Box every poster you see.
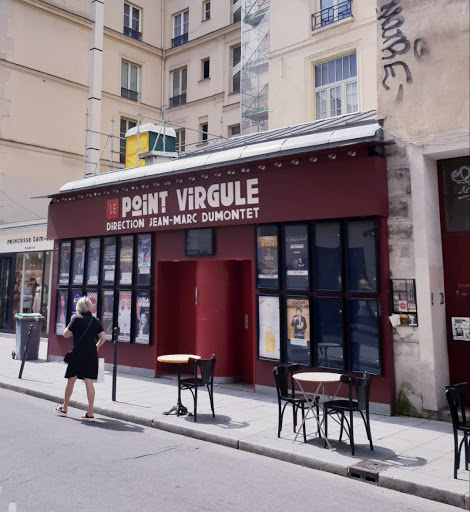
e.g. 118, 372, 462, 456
452, 317, 470, 341
101, 290, 114, 341
137, 234, 151, 286
134, 290, 150, 345
72, 239, 86, 285
86, 238, 101, 285
256, 225, 279, 289
257, 295, 281, 361
284, 224, 309, 291
55, 289, 68, 335
286, 297, 311, 366
58, 240, 71, 285
87, 290, 98, 318
69, 288, 82, 320
117, 290, 132, 342
119, 235, 134, 285
102, 236, 117, 285
391, 279, 418, 326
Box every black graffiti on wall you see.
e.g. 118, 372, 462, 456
378, 0, 428, 101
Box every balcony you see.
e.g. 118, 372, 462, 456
172, 33, 188, 48
312, 0, 352, 31
169, 94, 187, 107
121, 88, 138, 102
123, 26, 142, 41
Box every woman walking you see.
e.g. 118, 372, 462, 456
55, 296, 106, 420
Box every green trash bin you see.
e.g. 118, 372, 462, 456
14, 313, 44, 361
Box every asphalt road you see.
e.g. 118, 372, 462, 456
0, 388, 463, 512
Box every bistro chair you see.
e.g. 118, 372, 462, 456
179, 355, 216, 422
444, 382, 470, 479
323, 372, 373, 456
273, 363, 319, 443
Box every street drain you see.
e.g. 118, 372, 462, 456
348, 460, 391, 485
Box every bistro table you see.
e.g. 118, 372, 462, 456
292, 372, 343, 448
157, 354, 201, 416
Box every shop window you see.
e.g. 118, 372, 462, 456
121, 60, 139, 101
124, 3, 141, 41
314, 53, 357, 119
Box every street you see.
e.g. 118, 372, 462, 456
0, 388, 463, 512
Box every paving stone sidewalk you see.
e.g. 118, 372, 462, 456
0, 336, 469, 509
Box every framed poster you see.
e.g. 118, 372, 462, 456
136, 233, 152, 286
286, 296, 312, 366
185, 228, 214, 256
391, 279, 418, 326
86, 290, 98, 318
256, 225, 279, 289
117, 290, 132, 342
72, 239, 86, 285
452, 317, 470, 341
58, 240, 71, 285
102, 236, 117, 286
134, 290, 151, 345
284, 224, 309, 291
101, 289, 115, 341
257, 295, 281, 361
55, 289, 69, 335
86, 238, 101, 285
69, 288, 83, 320
119, 235, 134, 285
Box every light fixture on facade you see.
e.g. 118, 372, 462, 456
274, 161, 282, 167
241, 167, 250, 173
309, 156, 317, 163
189, 176, 196, 181
291, 159, 299, 165
164, 180, 171, 186
347, 150, 357, 157
328, 153, 336, 160
215, 172, 221, 177
258, 164, 265, 170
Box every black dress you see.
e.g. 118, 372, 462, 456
65, 312, 104, 380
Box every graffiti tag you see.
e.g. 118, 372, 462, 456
451, 166, 470, 201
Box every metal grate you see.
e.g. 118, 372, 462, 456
348, 460, 391, 485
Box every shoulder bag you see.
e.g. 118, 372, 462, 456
64, 316, 94, 364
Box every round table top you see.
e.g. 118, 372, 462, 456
293, 372, 342, 383
157, 354, 201, 364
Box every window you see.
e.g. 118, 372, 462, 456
200, 123, 208, 143
170, 67, 187, 107
312, 0, 352, 30
314, 53, 357, 120
232, 45, 241, 93
175, 129, 186, 152
124, 3, 141, 40
121, 61, 139, 101
119, 118, 136, 164
203, 1, 210, 20
173, 10, 189, 47
233, 0, 241, 23
202, 58, 210, 80
229, 124, 241, 137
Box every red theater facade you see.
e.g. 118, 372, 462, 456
46, 113, 395, 414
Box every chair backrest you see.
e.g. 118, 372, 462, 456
445, 382, 470, 427
341, 371, 371, 410
273, 363, 300, 398
194, 355, 215, 385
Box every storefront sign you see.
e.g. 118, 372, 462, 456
0, 233, 53, 253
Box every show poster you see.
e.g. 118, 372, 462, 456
68, 288, 82, 321
101, 290, 114, 341
119, 235, 134, 285
55, 289, 68, 335
102, 236, 117, 285
72, 239, 86, 285
86, 238, 101, 285
256, 225, 279, 289
285, 224, 309, 291
117, 290, 132, 342
137, 234, 151, 286
257, 295, 281, 361
286, 297, 311, 366
134, 290, 150, 345
58, 240, 71, 285
87, 290, 98, 317
452, 317, 470, 341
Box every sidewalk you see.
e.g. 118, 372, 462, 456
1, 336, 469, 510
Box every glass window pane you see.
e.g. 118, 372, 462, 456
124, 3, 130, 16
445, 197, 470, 231
346, 219, 377, 292
442, 157, 470, 195
183, 10, 189, 33
328, 60, 335, 84
330, 86, 341, 116
256, 224, 279, 289
119, 235, 134, 286
346, 81, 358, 113
314, 222, 342, 291
348, 298, 380, 374
350, 52, 357, 77
335, 58, 343, 82
121, 61, 128, 88
172, 71, 180, 96
315, 297, 344, 370
174, 14, 181, 36
343, 55, 350, 79
321, 62, 328, 85
130, 65, 138, 91
315, 65, 321, 87
72, 239, 85, 286
181, 68, 187, 93
284, 224, 309, 291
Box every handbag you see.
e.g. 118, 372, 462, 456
64, 316, 94, 364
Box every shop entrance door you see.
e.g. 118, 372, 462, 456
438, 157, 470, 385
0, 256, 12, 330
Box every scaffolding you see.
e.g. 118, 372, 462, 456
241, 0, 270, 135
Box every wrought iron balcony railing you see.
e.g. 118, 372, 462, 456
121, 88, 138, 102
172, 33, 189, 48
312, 0, 352, 31
123, 26, 142, 41
169, 94, 187, 107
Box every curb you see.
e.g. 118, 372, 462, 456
1, 381, 469, 510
